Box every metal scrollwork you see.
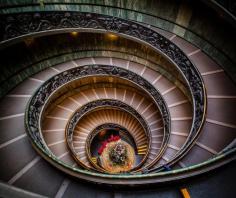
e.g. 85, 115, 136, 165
66, 100, 151, 171
18, 11, 206, 172
26, 65, 170, 158
88, 123, 135, 146
66, 99, 151, 145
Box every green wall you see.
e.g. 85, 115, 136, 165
0, 33, 188, 98
0, 0, 235, 90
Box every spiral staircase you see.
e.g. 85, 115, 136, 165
0, 1, 236, 198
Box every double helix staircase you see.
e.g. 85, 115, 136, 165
0, 6, 235, 198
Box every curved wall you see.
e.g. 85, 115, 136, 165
0, 32, 188, 98
0, 0, 236, 81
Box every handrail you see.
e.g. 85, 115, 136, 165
14, 12, 205, 168
66, 99, 151, 172
22, 12, 209, 184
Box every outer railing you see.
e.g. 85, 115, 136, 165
15, 12, 215, 184
17, 11, 206, 171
